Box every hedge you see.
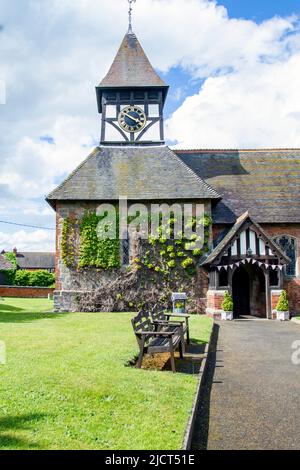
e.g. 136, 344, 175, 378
14, 270, 55, 287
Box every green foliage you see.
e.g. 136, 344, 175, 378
0, 252, 17, 285
276, 290, 289, 311
14, 270, 55, 287
139, 213, 212, 278
79, 211, 120, 269
222, 291, 234, 312
61, 218, 76, 268
14, 270, 31, 286
5, 252, 17, 269
29, 270, 55, 287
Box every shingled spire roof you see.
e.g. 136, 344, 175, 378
99, 32, 167, 89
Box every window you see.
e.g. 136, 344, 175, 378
274, 236, 297, 277
122, 232, 130, 266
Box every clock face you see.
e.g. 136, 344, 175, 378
118, 106, 147, 133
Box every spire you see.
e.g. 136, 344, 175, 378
127, 0, 136, 34
98, 32, 167, 88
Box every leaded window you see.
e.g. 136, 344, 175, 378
122, 232, 130, 266
274, 236, 297, 277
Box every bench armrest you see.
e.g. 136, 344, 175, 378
153, 319, 185, 325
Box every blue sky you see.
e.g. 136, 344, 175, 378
218, 0, 300, 22
0, 0, 300, 251
163, 0, 300, 118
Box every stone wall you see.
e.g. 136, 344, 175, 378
54, 200, 212, 313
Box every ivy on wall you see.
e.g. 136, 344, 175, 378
134, 214, 212, 277
61, 218, 77, 268
61, 209, 211, 276
78, 211, 120, 269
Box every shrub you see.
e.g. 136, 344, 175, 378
14, 270, 31, 286
14, 270, 55, 287
222, 291, 234, 312
29, 270, 55, 287
276, 290, 289, 312
0, 252, 17, 285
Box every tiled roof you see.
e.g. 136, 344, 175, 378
47, 146, 220, 203
98, 32, 167, 88
176, 149, 300, 223
16, 252, 55, 270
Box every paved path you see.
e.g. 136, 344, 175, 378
192, 319, 300, 450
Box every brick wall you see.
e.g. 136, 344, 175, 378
262, 224, 300, 316
0, 286, 54, 298
206, 290, 227, 319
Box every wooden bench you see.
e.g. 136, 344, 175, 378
151, 310, 190, 345
131, 311, 184, 373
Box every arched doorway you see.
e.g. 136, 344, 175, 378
232, 266, 250, 318
232, 264, 266, 318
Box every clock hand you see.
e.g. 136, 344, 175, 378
122, 112, 141, 124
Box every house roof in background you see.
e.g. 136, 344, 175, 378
176, 149, 300, 224
47, 146, 220, 203
15, 252, 55, 270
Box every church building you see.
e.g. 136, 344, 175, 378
47, 22, 300, 319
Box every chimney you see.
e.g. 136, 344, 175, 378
13, 247, 17, 255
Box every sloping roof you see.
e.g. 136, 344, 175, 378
176, 149, 300, 223
16, 252, 55, 270
0, 254, 13, 271
201, 211, 290, 266
98, 32, 167, 89
47, 146, 220, 203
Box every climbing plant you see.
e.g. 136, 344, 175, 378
134, 213, 212, 278
61, 218, 77, 268
78, 211, 120, 269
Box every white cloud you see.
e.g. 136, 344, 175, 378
1, 0, 300, 249
167, 52, 300, 148
0, 230, 55, 252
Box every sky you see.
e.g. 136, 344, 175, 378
0, 0, 300, 252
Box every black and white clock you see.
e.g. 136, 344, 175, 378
118, 105, 147, 133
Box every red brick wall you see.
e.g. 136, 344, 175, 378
0, 286, 54, 298
206, 290, 227, 319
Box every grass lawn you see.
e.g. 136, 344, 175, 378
0, 297, 213, 450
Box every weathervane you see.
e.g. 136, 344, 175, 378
127, 0, 137, 33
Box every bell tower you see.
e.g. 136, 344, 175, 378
96, 2, 169, 146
